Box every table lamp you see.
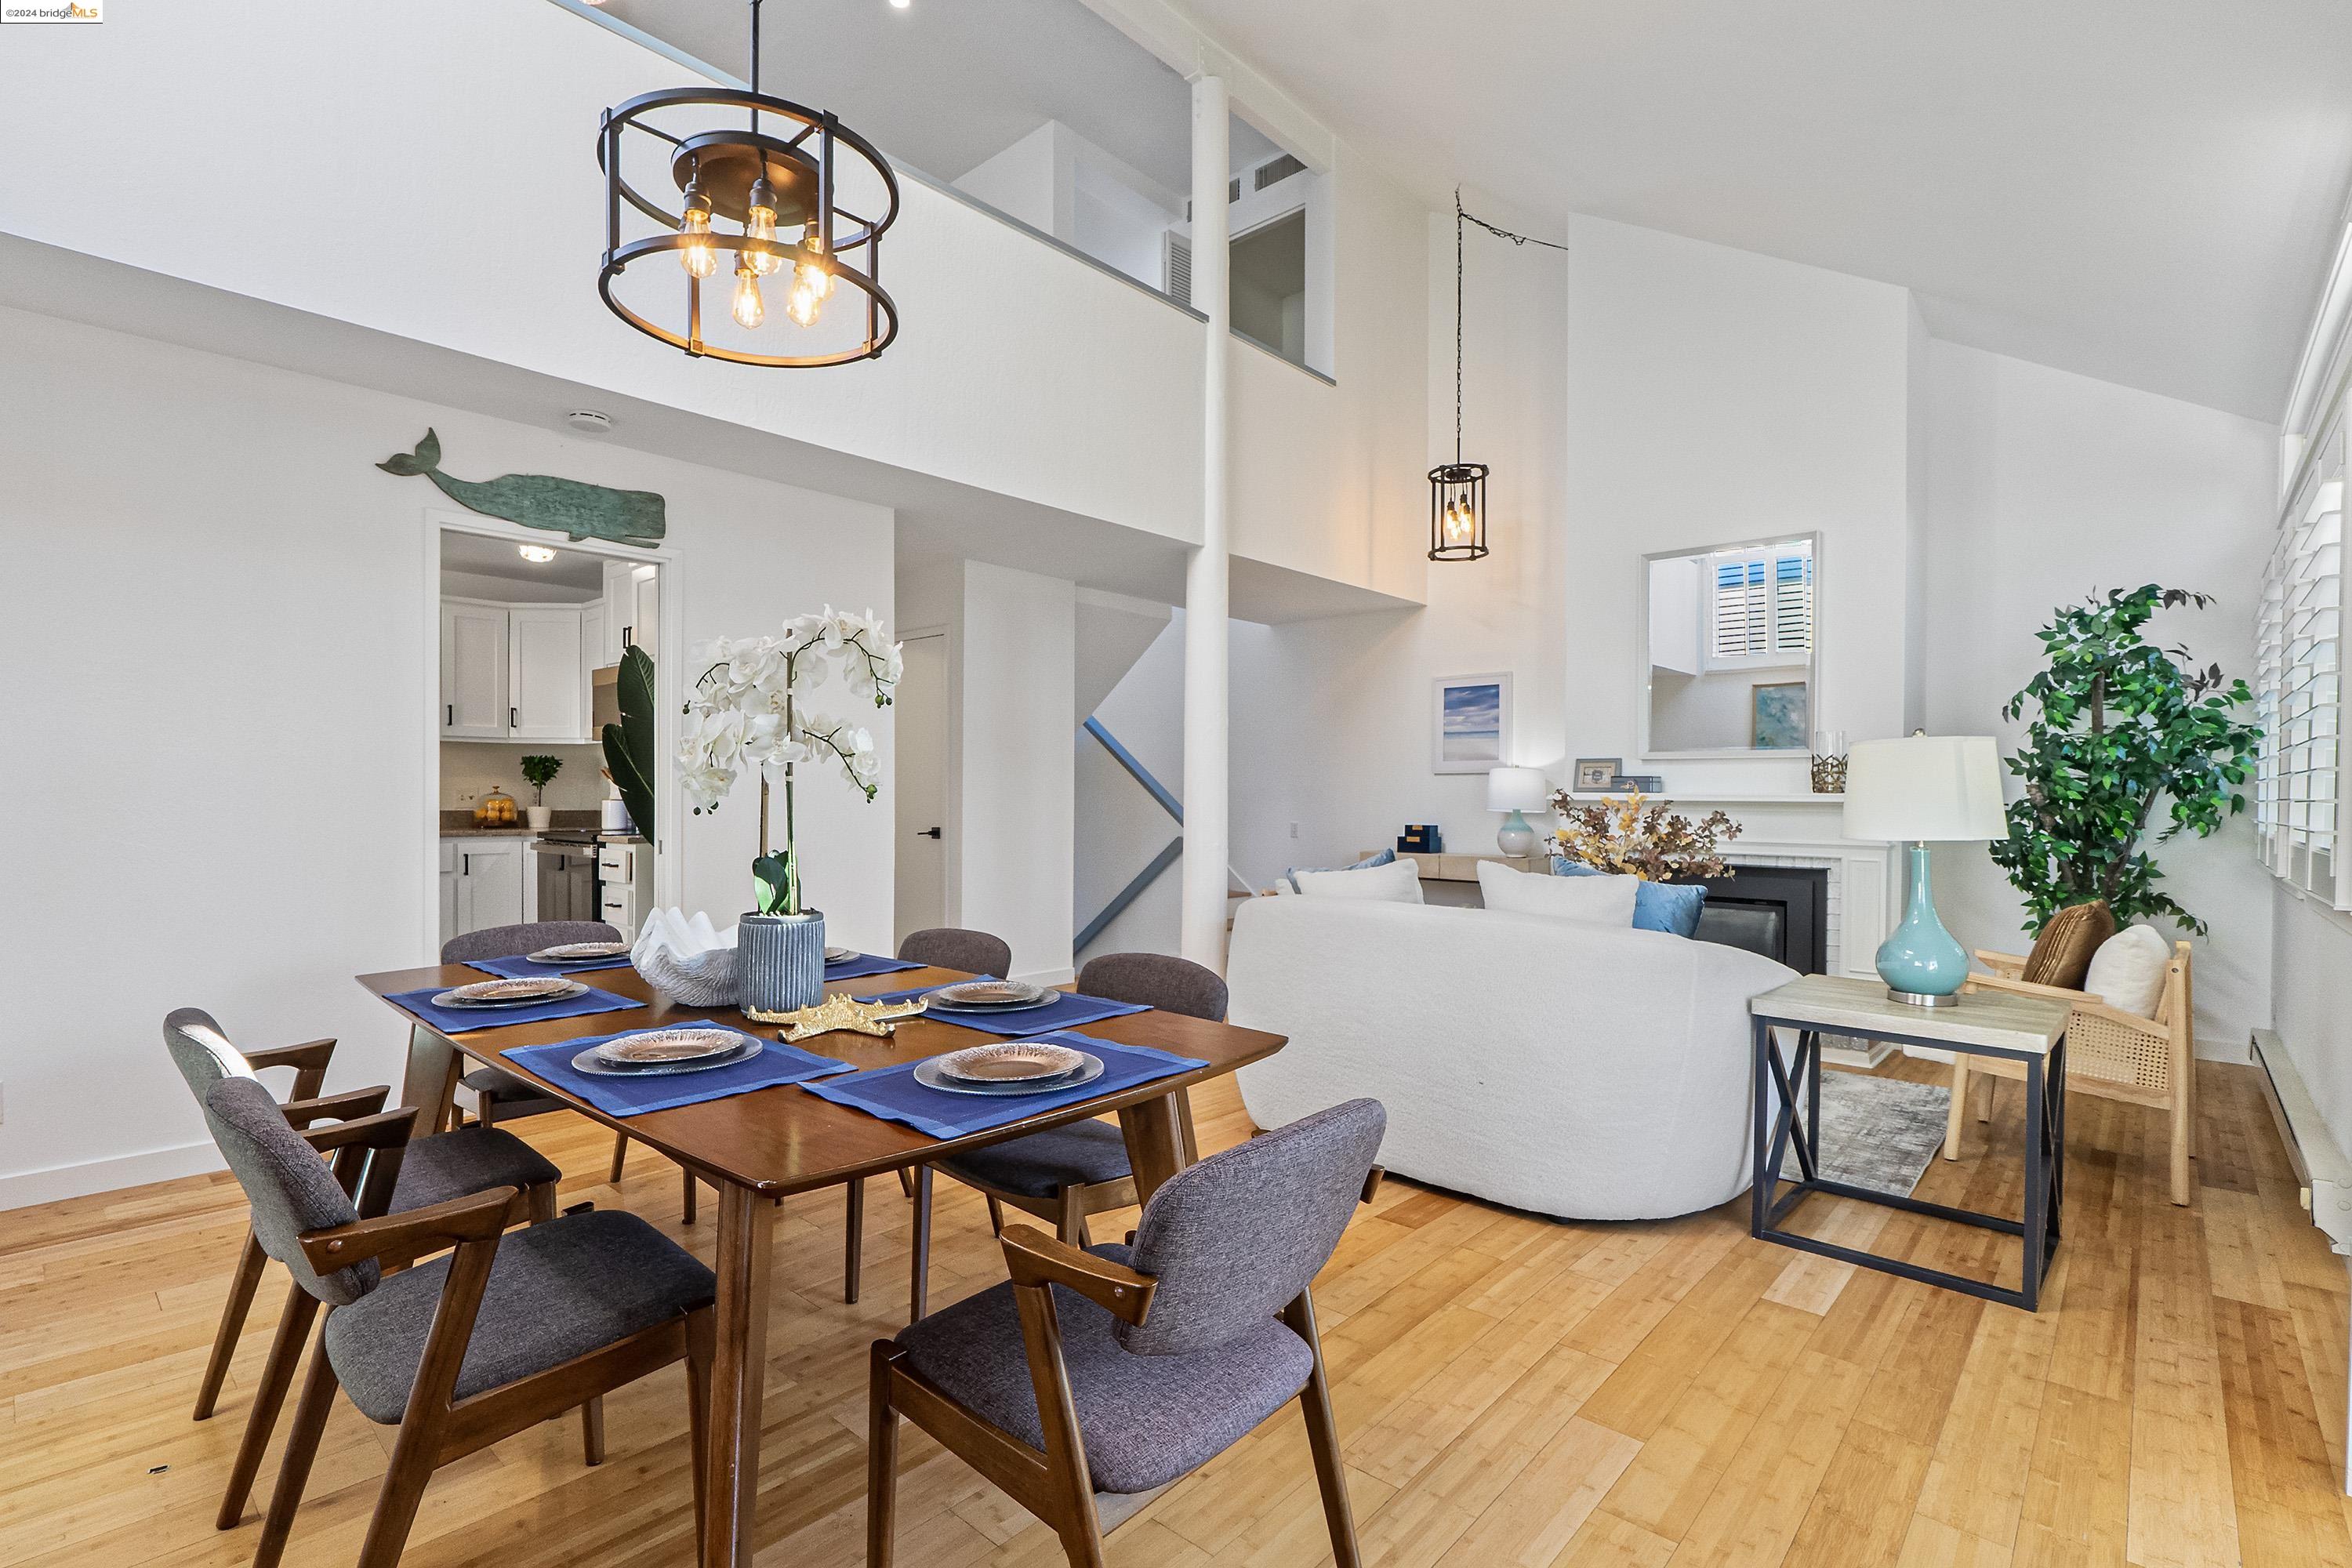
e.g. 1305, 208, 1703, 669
1842, 734, 2008, 1007
1486, 767, 1553, 855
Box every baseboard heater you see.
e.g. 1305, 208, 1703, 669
2249, 1028, 2352, 1497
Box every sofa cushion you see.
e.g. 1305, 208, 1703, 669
1479, 860, 1635, 926
1283, 847, 1393, 895
1551, 859, 1708, 938
1294, 857, 1423, 902
2085, 924, 2171, 1017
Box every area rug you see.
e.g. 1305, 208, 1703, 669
1777, 1070, 1951, 1197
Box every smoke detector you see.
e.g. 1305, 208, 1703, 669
567, 409, 614, 434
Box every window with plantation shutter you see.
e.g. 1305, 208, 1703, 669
1704, 541, 1813, 669
2257, 427, 2347, 903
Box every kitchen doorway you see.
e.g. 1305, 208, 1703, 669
893, 632, 949, 943
430, 518, 671, 956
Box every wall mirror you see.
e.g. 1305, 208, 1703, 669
1639, 533, 1819, 757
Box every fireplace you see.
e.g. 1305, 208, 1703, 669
1690, 863, 1828, 975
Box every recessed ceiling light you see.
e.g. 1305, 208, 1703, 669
889, 0, 910, 9
518, 544, 557, 564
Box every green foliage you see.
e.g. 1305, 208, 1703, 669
601, 644, 658, 840
1987, 585, 2259, 936
518, 753, 562, 803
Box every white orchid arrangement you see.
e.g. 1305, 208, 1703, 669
678, 606, 902, 916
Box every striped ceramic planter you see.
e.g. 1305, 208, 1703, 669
739, 909, 825, 1017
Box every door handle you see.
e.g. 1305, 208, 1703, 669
510, 706, 518, 728
445, 703, 453, 726
463, 853, 470, 876
917, 826, 942, 839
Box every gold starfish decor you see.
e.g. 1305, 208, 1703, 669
749, 992, 929, 1040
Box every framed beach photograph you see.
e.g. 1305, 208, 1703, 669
1573, 757, 1621, 792
1432, 673, 1512, 774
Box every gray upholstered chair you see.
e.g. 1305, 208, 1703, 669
198, 1075, 716, 1568
898, 926, 1014, 977
165, 1008, 564, 1534
869, 1098, 1385, 1568
904, 953, 1224, 1323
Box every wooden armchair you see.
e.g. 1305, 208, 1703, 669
198, 1075, 717, 1568
1947, 939, 2196, 1205
869, 1098, 1386, 1568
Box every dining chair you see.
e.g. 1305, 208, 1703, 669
165, 1008, 566, 1533
869, 1097, 1386, 1568
439, 920, 709, 1220
198, 1074, 717, 1568
904, 953, 1222, 1323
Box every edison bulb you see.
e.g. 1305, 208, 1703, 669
786, 277, 823, 328
743, 178, 782, 277
731, 265, 765, 330
678, 198, 717, 279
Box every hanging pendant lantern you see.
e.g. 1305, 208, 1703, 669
597, 0, 899, 367
1430, 194, 1489, 561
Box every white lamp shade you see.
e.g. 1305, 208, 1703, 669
1842, 735, 2008, 842
1486, 766, 1552, 812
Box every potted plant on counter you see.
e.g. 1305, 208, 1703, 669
519, 754, 563, 830
678, 608, 900, 1017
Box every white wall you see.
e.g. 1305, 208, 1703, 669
1080, 618, 1189, 956
953, 123, 1067, 238
0, 305, 893, 1208
1918, 339, 2278, 1054
2273, 888, 2352, 1147
957, 562, 1078, 981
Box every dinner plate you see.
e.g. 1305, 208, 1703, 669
913, 1051, 1102, 1098
528, 941, 630, 964
824, 946, 858, 963
432, 978, 587, 1009
593, 1027, 746, 1066
927, 980, 1052, 1012
570, 1038, 760, 1077
936, 1041, 1087, 1083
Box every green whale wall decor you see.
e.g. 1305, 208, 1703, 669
377, 429, 665, 547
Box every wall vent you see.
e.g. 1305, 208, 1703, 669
1163, 231, 1192, 308
1254, 154, 1306, 191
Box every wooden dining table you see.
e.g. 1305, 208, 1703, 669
356, 959, 1287, 1568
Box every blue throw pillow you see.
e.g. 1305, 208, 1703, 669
1551, 858, 1708, 938
1283, 847, 1395, 895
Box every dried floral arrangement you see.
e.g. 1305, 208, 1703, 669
1547, 789, 1740, 881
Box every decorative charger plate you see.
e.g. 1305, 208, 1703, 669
927, 980, 1052, 1013
529, 941, 630, 963
432, 977, 586, 1008
913, 1051, 1102, 1098
937, 1041, 1087, 1083
593, 1027, 745, 1066
572, 1035, 760, 1077
824, 946, 858, 963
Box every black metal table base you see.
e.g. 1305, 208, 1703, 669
1750, 1016, 2065, 1312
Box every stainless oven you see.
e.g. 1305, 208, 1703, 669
532, 837, 599, 924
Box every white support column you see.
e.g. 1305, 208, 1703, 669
1180, 73, 1231, 968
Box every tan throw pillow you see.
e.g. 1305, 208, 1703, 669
2084, 925, 2171, 1017
1294, 857, 1425, 903
2020, 900, 2115, 990
1476, 859, 1639, 926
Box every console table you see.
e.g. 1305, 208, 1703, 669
1749, 975, 2070, 1311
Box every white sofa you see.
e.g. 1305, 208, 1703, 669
1226, 895, 1796, 1221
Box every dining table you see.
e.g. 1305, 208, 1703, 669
356, 957, 1288, 1568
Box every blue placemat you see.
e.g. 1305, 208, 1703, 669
800, 1031, 1205, 1139
851, 980, 1151, 1039
468, 952, 635, 980
386, 984, 644, 1035
826, 951, 924, 982
502, 1022, 855, 1118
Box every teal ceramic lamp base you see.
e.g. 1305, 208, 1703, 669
1876, 843, 1968, 1007
1495, 809, 1539, 856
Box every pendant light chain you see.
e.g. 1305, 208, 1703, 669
1429, 190, 1559, 564
1454, 193, 1465, 465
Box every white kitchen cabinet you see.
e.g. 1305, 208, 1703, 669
445, 836, 525, 938
437, 839, 459, 946
440, 600, 509, 739
506, 605, 586, 741
629, 566, 659, 658
598, 838, 652, 941
598, 560, 634, 666
579, 599, 606, 705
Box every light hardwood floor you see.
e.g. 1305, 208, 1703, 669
3, 1056, 2347, 1567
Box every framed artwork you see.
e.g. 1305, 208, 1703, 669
1432, 673, 1512, 775
1573, 757, 1621, 792
1752, 681, 1809, 750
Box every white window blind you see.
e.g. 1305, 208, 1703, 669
1707, 543, 1813, 666
2257, 432, 2346, 904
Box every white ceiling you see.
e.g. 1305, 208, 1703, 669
441, 530, 606, 591
1167, 0, 2352, 420
593, 0, 1275, 194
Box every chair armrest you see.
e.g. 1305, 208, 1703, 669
1971, 951, 2029, 978
297, 1107, 419, 1155
245, 1037, 337, 1099
299, 1185, 517, 1273
1001, 1225, 1156, 1327
1968, 971, 2096, 1004
280, 1086, 390, 1129
2070, 1000, 2165, 1036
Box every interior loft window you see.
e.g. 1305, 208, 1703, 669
1706, 543, 1813, 669
2257, 452, 2345, 904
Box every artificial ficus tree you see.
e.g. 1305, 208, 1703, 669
1988, 585, 2260, 935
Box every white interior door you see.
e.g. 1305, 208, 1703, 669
895, 633, 949, 943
